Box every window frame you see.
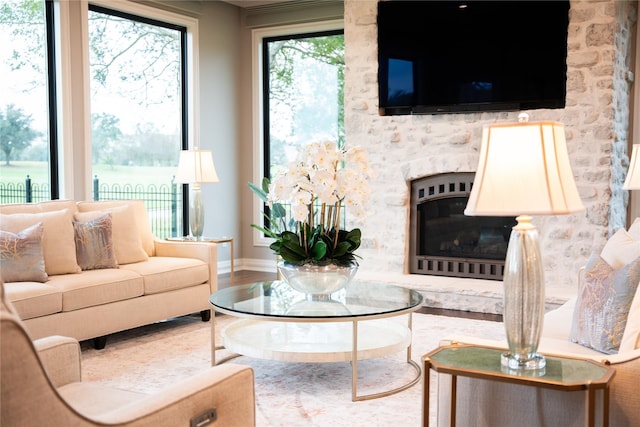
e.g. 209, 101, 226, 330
62, 0, 200, 212
251, 19, 343, 247
86, 2, 190, 233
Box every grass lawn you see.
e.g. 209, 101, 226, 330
1, 161, 178, 187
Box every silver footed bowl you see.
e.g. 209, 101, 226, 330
277, 261, 359, 296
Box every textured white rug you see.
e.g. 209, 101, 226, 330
80, 313, 505, 426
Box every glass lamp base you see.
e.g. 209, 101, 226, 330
501, 352, 546, 371
189, 185, 205, 240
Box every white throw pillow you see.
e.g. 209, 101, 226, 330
628, 217, 640, 240
600, 228, 640, 269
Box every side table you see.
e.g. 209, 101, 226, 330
423, 343, 615, 427
166, 236, 234, 285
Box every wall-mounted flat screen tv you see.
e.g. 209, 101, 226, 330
377, 1, 570, 116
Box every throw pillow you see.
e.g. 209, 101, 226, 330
74, 205, 148, 265
0, 223, 48, 283
76, 200, 154, 257
569, 253, 640, 354
600, 228, 640, 269
73, 213, 118, 271
619, 285, 640, 352
0, 208, 80, 275
628, 217, 640, 240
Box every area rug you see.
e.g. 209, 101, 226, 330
80, 313, 505, 426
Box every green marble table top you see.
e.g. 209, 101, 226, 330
426, 344, 614, 388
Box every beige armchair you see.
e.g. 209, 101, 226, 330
0, 282, 256, 427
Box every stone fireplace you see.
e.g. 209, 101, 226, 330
409, 172, 516, 281
342, 0, 635, 310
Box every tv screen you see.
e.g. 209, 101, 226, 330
377, 1, 570, 115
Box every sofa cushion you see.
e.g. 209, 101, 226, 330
77, 200, 154, 257
620, 283, 640, 352
0, 208, 81, 275
119, 256, 208, 295
75, 205, 148, 265
2, 281, 62, 320
0, 199, 77, 215
73, 213, 118, 271
541, 296, 576, 341
0, 223, 48, 283
569, 253, 640, 354
46, 269, 144, 312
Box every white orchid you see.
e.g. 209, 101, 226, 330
252, 140, 372, 266
268, 141, 372, 228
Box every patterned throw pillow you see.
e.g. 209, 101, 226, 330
0, 223, 48, 283
569, 253, 640, 354
73, 213, 118, 270
74, 205, 148, 265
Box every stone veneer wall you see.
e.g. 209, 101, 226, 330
343, 0, 636, 292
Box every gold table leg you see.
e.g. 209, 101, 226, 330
351, 314, 422, 402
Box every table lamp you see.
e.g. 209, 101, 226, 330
623, 144, 640, 190
464, 113, 584, 370
175, 149, 219, 240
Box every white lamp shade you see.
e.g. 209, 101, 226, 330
175, 149, 219, 184
623, 144, 640, 190
465, 120, 584, 216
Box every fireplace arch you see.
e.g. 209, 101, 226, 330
409, 172, 517, 281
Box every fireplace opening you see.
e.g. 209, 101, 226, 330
409, 172, 517, 280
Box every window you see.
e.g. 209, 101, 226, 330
252, 21, 344, 245
87, 4, 188, 237
0, 0, 58, 202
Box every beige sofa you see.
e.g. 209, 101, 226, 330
0, 199, 217, 348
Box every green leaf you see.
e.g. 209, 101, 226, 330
272, 203, 286, 219
261, 176, 271, 193
311, 240, 327, 260
248, 181, 268, 202
250, 223, 277, 239
332, 241, 350, 257
278, 246, 307, 264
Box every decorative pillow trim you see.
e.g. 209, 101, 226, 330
0, 222, 48, 283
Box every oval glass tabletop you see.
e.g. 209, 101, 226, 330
209, 280, 424, 320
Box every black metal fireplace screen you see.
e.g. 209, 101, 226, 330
409, 172, 517, 281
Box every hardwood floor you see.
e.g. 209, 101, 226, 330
218, 270, 502, 322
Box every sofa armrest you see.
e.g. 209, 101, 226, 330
34, 335, 81, 387
94, 364, 255, 427
154, 239, 218, 292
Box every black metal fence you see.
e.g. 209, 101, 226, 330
0, 176, 184, 238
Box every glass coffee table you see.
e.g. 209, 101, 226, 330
209, 280, 424, 401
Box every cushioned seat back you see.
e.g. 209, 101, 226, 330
0, 282, 91, 426
76, 200, 155, 257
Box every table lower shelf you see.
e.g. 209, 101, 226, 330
222, 318, 412, 363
